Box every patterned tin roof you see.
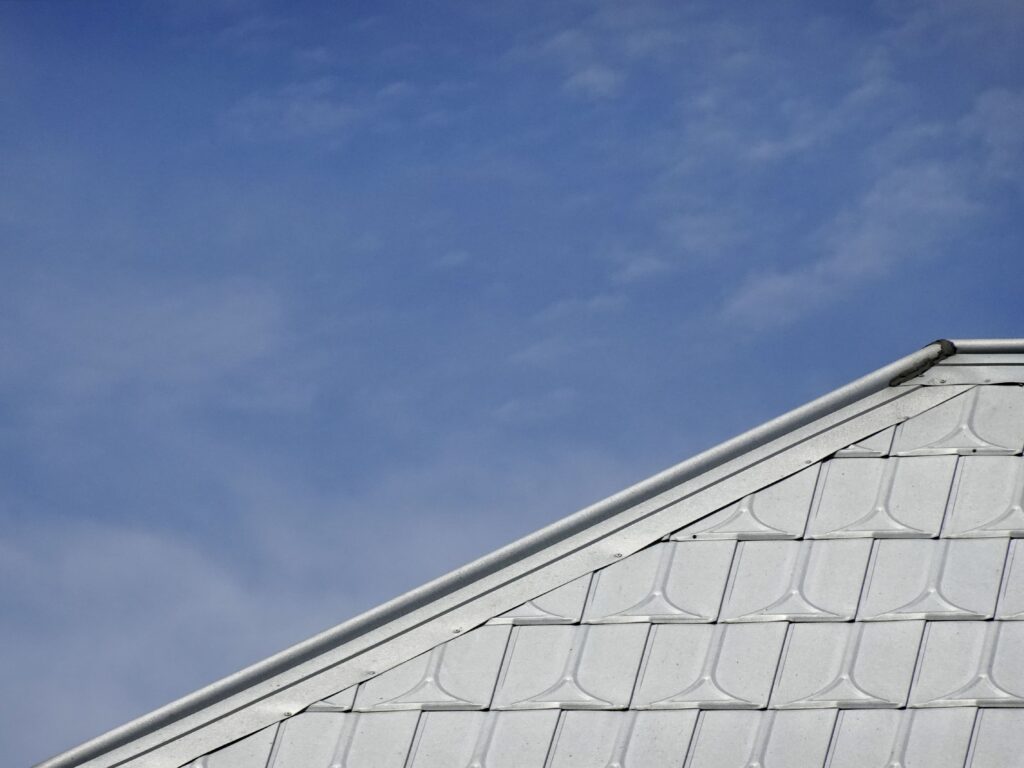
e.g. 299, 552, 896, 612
36, 340, 1024, 768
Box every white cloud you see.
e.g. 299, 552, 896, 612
960, 88, 1024, 182
534, 293, 626, 323
221, 78, 363, 142
0, 276, 304, 413
564, 64, 623, 98
720, 162, 978, 328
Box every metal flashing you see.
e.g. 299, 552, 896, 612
39, 340, 1018, 768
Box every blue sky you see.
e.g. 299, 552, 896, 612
1, 0, 1022, 763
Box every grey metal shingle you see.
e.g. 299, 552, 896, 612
632, 623, 786, 710
996, 539, 1024, 619
719, 539, 871, 622
582, 541, 734, 624
942, 456, 1024, 537
910, 621, 1024, 707
487, 575, 591, 625
833, 425, 895, 457
892, 385, 1024, 456
770, 621, 924, 709
806, 456, 955, 538
491, 624, 648, 710
858, 538, 1006, 620
405, 711, 557, 768
669, 465, 818, 540
187, 726, 276, 768
825, 708, 976, 768
307, 686, 355, 712
546, 711, 697, 768
353, 625, 509, 711
306, 712, 419, 768
264, 713, 344, 768
967, 709, 1024, 768
682, 710, 835, 768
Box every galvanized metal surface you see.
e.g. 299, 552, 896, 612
909, 365, 1024, 385
35, 340, 1024, 768
184, 382, 1024, 767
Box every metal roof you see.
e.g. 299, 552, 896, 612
35, 339, 1024, 768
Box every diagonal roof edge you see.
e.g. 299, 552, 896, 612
37, 338, 1006, 768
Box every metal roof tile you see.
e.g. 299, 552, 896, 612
966, 709, 1024, 768
833, 426, 895, 457
858, 539, 1007, 621
892, 386, 1024, 456
806, 457, 955, 538
582, 541, 734, 624
307, 686, 355, 712
405, 711, 557, 768
682, 710, 834, 768
996, 539, 1024, 619
719, 539, 871, 622
290, 712, 418, 768
770, 621, 924, 709
669, 465, 818, 540
264, 713, 344, 768
632, 623, 787, 710
186, 726, 276, 768
491, 624, 648, 710
941, 456, 1024, 538
910, 621, 1024, 707
825, 708, 976, 768
487, 575, 591, 625
546, 711, 697, 768
353, 626, 510, 711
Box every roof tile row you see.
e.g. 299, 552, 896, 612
670, 454, 1024, 541
196, 708, 1023, 768
340, 619, 1024, 713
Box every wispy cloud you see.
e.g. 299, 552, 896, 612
960, 88, 1024, 181
720, 162, 978, 328
221, 77, 364, 142
564, 64, 623, 99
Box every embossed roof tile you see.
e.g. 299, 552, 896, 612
682, 710, 835, 768
967, 708, 1024, 768
806, 456, 955, 538
669, 465, 818, 541
942, 456, 1024, 538
770, 621, 924, 709
307, 686, 355, 712
996, 539, 1024, 619
304, 712, 419, 768
858, 539, 1007, 621
892, 385, 1024, 456
262, 713, 345, 768
825, 708, 976, 768
488, 575, 591, 625
405, 711, 557, 768
582, 541, 734, 624
546, 711, 698, 768
719, 539, 871, 622
910, 621, 1024, 707
353, 625, 510, 712
491, 624, 648, 710
632, 623, 787, 710
833, 425, 895, 457
186, 726, 277, 768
